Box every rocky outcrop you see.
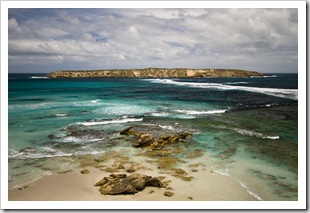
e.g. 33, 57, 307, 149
119, 126, 192, 149
47, 68, 263, 78
95, 173, 165, 195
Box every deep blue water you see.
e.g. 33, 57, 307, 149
8, 73, 298, 200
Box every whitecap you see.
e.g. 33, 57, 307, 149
59, 136, 104, 143
158, 125, 174, 130
94, 104, 152, 116
91, 99, 100, 103
175, 109, 226, 115
224, 82, 249, 85
30, 76, 48, 79
76, 117, 143, 126
55, 113, 67, 117
148, 79, 297, 100
232, 128, 279, 140
9, 151, 73, 159
150, 112, 170, 117
264, 136, 280, 140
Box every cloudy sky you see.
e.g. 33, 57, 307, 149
8, 8, 298, 73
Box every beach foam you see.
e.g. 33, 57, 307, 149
213, 169, 263, 200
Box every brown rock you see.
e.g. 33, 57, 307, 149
164, 191, 174, 197
120, 126, 133, 135
173, 168, 186, 175
97, 173, 165, 195
80, 169, 90, 174
132, 133, 154, 147
126, 166, 136, 173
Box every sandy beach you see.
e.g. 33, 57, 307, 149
8, 146, 258, 201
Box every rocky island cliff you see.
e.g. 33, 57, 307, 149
47, 68, 263, 78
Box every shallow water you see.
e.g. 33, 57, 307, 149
8, 73, 298, 200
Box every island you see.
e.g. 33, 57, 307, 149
47, 68, 264, 78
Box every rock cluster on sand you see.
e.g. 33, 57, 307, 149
90, 126, 203, 196
95, 173, 166, 195
47, 68, 263, 78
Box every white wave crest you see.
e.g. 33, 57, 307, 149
150, 112, 170, 117
30, 76, 48, 79
91, 99, 99, 103
224, 82, 249, 85
60, 136, 104, 143
148, 79, 297, 100
158, 125, 175, 130
76, 117, 143, 126
9, 150, 73, 159
232, 128, 280, 140
55, 113, 67, 117
175, 109, 226, 115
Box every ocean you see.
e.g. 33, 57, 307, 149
8, 73, 298, 201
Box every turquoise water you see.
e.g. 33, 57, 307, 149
8, 73, 298, 200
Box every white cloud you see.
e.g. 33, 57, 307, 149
8, 8, 298, 73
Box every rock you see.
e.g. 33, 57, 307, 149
19, 147, 36, 153
80, 169, 90, 174
96, 173, 165, 195
126, 166, 136, 173
173, 168, 186, 175
120, 126, 133, 135
178, 132, 192, 139
164, 191, 174, 197
117, 164, 125, 169
132, 133, 154, 147
47, 134, 58, 139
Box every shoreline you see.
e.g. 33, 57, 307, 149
8, 146, 258, 201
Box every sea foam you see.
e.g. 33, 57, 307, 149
148, 79, 298, 100
30, 76, 48, 79
175, 109, 226, 115
76, 117, 143, 126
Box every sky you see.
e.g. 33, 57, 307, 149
8, 8, 298, 73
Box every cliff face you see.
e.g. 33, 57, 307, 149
47, 68, 263, 78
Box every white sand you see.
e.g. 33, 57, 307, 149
8, 149, 258, 201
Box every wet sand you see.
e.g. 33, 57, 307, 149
8, 147, 258, 202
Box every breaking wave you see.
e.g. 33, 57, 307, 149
30, 76, 48, 79
76, 117, 143, 126
216, 126, 280, 140
175, 109, 226, 115
147, 79, 297, 100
